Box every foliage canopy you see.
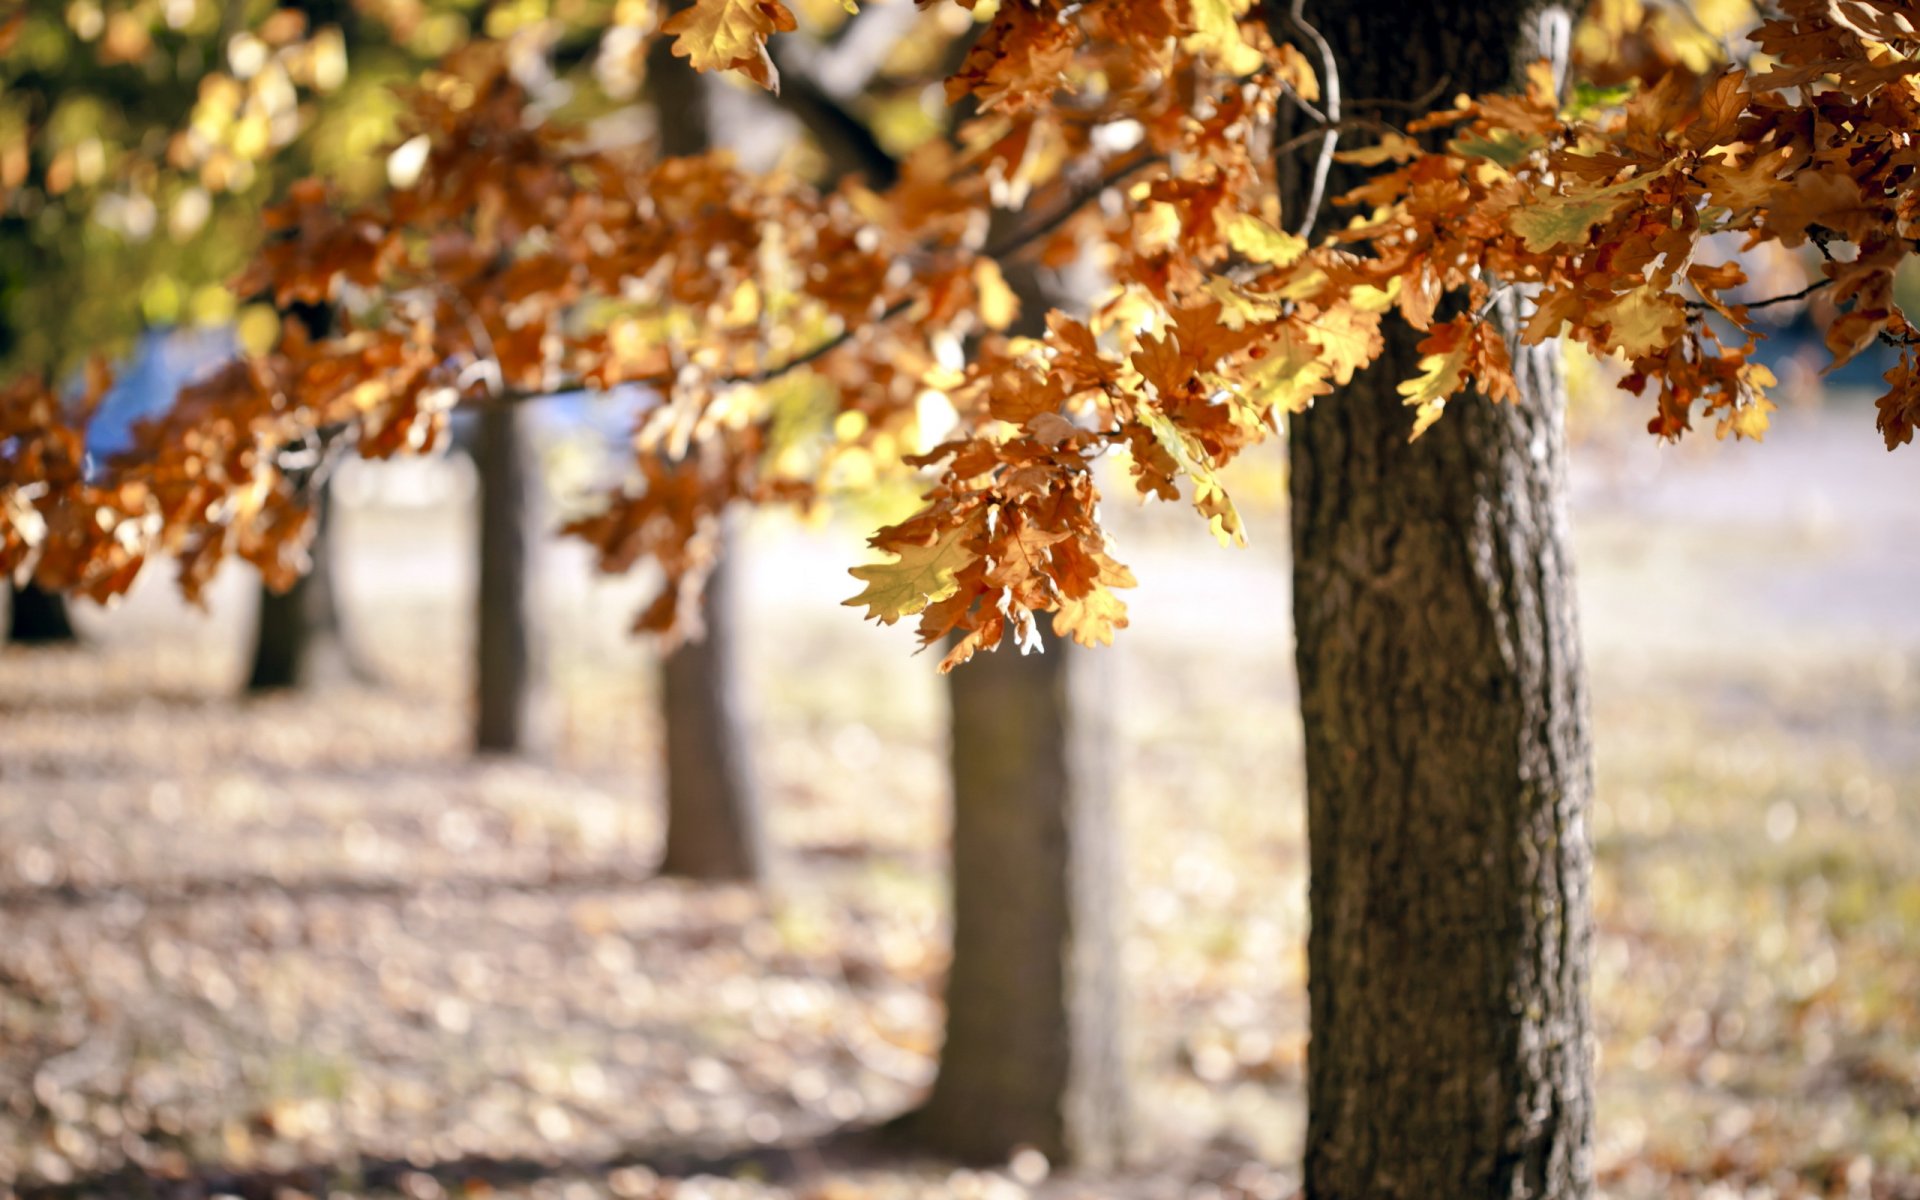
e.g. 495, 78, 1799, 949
4, 0, 1917, 666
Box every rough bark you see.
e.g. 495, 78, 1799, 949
647, 31, 767, 882
903, 254, 1129, 1168
6, 583, 77, 645
1278, 4, 1594, 1198
658, 544, 767, 881
247, 483, 361, 692
473, 403, 549, 755
905, 628, 1125, 1168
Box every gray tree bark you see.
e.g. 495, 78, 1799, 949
6, 583, 76, 645
1276, 4, 1594, 1198
474, 403, 549, 755
658, 550, 766, 880
647, 30, 767, 883
901, 250, 1129, 1167
906, 628, 1127, 1167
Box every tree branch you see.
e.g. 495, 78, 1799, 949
1285, 0, 1342, 239
471, 152, 1165, 407
1684, 277, 1830, 312
766, 40, 901, 188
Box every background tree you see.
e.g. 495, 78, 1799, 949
648, 25, 767, 881
246, 478, 357, 690
6, 582, 78, 645
7, 5, 1917, 1194
473, 401, 551, 753
770, 28, 1131, 1159
246, 303, 362, 692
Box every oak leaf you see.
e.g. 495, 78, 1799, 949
661, 0, 798, 93
844, 521, 979, 624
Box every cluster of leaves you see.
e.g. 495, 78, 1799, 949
3, 0, 1918, 668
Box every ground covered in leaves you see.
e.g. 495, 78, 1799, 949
4, 399, 1920, 1200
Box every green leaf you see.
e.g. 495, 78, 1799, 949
1566, 80, 1635, 121
844, 521, 978, 624
1509, 168, 1666, 253
1449, 128, 1546, 169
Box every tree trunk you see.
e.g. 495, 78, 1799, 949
905, 629, 1126, 1168
646, 30, 767, 882
247, 483, 360, 692
6, 582, 77, 645
658, 544, 767, 880
1278, 4, 1594, 1198
474, 403, 549, 755
903, 249, 1128, 1167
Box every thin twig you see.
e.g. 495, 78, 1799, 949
1288, 0, 1341, 239
1279, 80, 1325, 125
1683, 277, 1830, 312
983, 152, 1165, 259
1345, 77, 1454, 112
1272, 115, 1400, 163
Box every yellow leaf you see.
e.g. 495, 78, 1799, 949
1719, 395, 1776, 441
1597, 288, 1686, 358
1334, 131, 1420, 166
844, 522, 978, 624
1302, 305, 1382, 386
661, 0, 798, 92
1238, 328, 1328, 415
974, 259, 1019, 332
1140, 406, 1244, 546
1183, 0, 1265, 76
1053, 586, 1130, 648
1396, 342, 1470, 440
1224, 213, 1307, 267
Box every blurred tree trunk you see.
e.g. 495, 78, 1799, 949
474, 403, 549, 754
6, 582, 76, 645
247, 483, 362, 692
905, 629, 1126, 1167
1275, 4, 1595, 1197
649, 29, 766, 882
901, 254, 1129, 1167
658, 548, 766, 880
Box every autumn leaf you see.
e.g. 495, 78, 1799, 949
844, 521, 979, 624
1300, 305, 1382, 387
1053, 586, 1130, 648
661, 0, 798, 92
1718, 393, 1777, 442
1235, 328, 1328, 416
1509, 169, 1665, 253
1599, 289, 1688, 359
1183, 0, 1266, 76
1397, 324, 1472, 440
1224, 213, 1307, 267
1139, 406, 1243, 546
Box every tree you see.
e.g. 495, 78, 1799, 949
8, 3, 1918, 1193
246, 479, 359, 691
909, 625, 1127, 1166
473, 401, 551, 754
247, 304, 363, 693
7, 582, 78, 645
649, 24, 768, 881
770, 24, 1131, 1160
1272, 4, 1593, 1195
